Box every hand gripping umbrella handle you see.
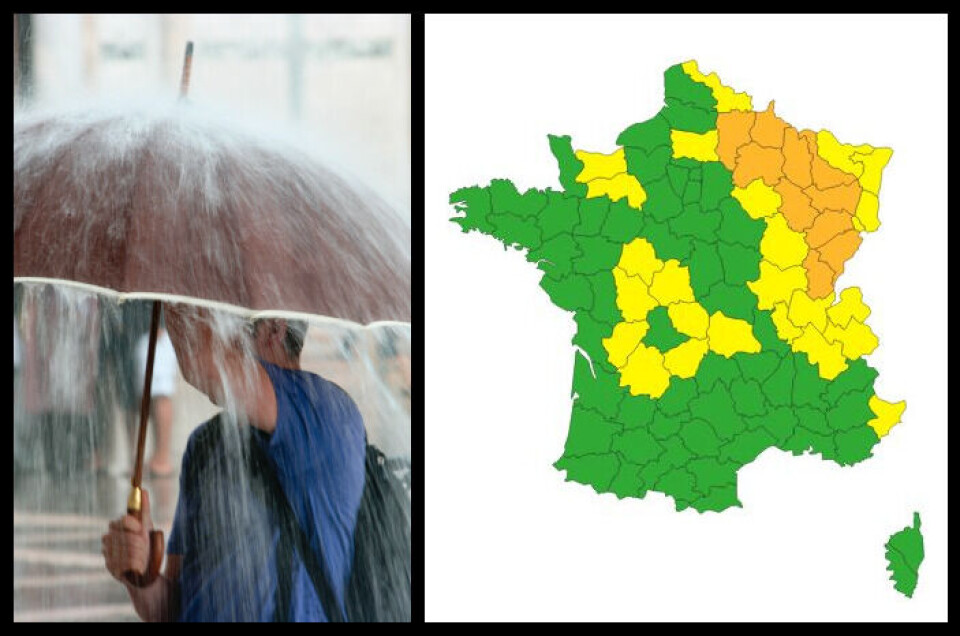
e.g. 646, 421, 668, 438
124, 486, 165, 587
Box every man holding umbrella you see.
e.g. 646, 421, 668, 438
102, 304, 367, 622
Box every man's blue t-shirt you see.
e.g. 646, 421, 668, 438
167, 361, 366, 621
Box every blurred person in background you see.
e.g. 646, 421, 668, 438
95, 300, 154, 474
14, 316, 22, 388
135, 320, 179, 478
19, 287, 101, 475
379, 328, 410, 416
14, 285, 24, 460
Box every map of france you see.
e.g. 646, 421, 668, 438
449, 60, 906, 513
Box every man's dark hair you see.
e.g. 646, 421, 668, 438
252, 318, 308, 360
283, 319, 308, 359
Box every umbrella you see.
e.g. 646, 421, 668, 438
13, 86, 411, 323
13, 44, 411, 591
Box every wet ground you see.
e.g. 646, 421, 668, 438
13, 469, 180, 622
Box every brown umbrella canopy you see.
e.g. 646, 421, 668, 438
13, 105, 411, 325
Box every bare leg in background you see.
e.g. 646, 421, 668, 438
148, 396, 174, 477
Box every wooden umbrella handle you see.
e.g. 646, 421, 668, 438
124, 489, 165, 587
123, 531, 165, 587
131, 301, 161, 489
124, 300, 164, 587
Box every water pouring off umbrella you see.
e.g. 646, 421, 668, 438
14, 41, 411, 603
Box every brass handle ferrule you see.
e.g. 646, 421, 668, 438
127, 485, 142, 515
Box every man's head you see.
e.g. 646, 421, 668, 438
251, 318, 308, 366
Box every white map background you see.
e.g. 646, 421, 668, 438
425, 14, 947, 622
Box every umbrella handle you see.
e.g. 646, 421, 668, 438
122, 303, 164, 589
123, 488, 165, 587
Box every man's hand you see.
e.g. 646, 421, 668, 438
102, 489, 157, 582
102, 489, 181, 622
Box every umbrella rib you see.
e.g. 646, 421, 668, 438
214, 150, 257, 312
15, 125, 100, 272
118, 124, 165, 297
